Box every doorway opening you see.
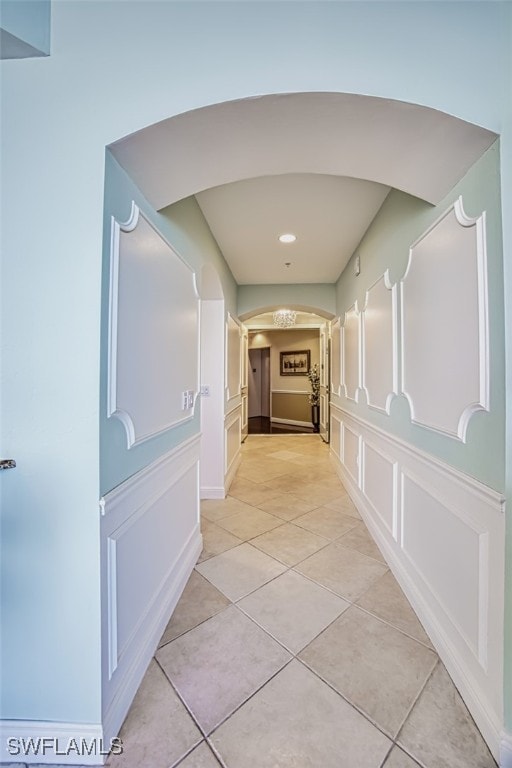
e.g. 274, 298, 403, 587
245, 314, 329, 436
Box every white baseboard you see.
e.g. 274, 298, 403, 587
501, 731, 512, 768
200, 486, 226, 500
271, 417, 312, 428
0, 721, 104, 765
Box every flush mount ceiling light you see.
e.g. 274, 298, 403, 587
273, 309, 297, 328
278, 233, 296, 243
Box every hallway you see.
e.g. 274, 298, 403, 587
106, 436, 496, 768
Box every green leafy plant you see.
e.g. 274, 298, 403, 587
307, 364, 320, 406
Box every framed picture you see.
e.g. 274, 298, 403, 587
280, 349, 311, 376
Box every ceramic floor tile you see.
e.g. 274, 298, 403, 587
337, 522, 387, 562
295, 541, 388, 600
293, 506, 361, 540
227, 480, 282, 506
106, 660, 201, 768
300, 606, 437, 736
211, 660, 391, 768
382, 746, 422, 768
257, 494, 319, 520
357, 570, 433, 647
398, 663, 497, 768
323, 494, 361, 518
195, 543, 287, 601
158, 571, 230, 647
175, 741, 222, 767
291, 484, 345, 506
238, 570, 349, 653
267, 450, 304, 460
261, 475, 308, 494
198, 519, 242, 563
201, 497, 255, 523
250, 522, 329, 566
214, 506, 283, 539
156, 605, 291, 733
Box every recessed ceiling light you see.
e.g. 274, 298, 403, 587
279, 233, 296, 243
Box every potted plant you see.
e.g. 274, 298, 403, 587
307, 363, 320, 433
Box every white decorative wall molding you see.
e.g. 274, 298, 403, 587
108, 203, 199, 448
330, 404, 505, 761
330, 411, 342, 461
226, 313, 242, 402
0, 720, 105, 765
500, 732, 512, 768
330, 317, 342, 396
400, 196, 489, 442
100, 436, 201, 747
341, 302, 361, 401
361, 272, 398, 414
361, 438, 398, 539
224, 406, 242, 492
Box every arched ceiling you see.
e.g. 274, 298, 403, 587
195, 173, 390, 285
109, 92, 496, 209
109, 92, 497, 287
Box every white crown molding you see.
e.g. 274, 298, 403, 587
400, 196, 489, 443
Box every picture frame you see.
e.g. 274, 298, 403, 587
280, 349, 311, 376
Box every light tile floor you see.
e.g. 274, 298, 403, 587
105, 435, 497, 768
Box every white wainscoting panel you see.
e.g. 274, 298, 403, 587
330, 317, 342, 396
401, 471, 484, 665
108, 204, 199, 447
401, 197, 489, 441
362, 273, 397, 413
342, 304, 360, 401
100, 436, 201, 747
224, 406, 242, 492
226, 314, 242, 402
330, 405, 504, 760
342, 423, 360, 487
330, 412, 342, 461
362, 440, 397, 539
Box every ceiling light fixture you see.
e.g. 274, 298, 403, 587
273, 309, 297, 328
278, 233, 296, 243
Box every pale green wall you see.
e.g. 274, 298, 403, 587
0, 0, 51, 55
335, 142, 505, 492
499, 1, 512, 734
1, 0, 510, 734
101, 156, 237, 496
